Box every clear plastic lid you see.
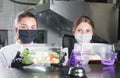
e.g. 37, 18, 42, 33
20, 44, 61, 65
73, 43, 114, 60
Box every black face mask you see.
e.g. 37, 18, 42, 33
18, 30, 37, 44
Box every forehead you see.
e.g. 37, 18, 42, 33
76, 22, 93, 30
19, 17, 37, 24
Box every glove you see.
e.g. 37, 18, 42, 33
11, 51, 32, 68
68, 51, 84, 67
101, 52, 117, 65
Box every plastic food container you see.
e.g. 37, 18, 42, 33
20, 44, 61, 65
73, 43, 114, 61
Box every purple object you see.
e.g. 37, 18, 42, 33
68, 50, 83, 67
102, 65, 114, 72
68, 50, 117, 66
101, 52, 117, 65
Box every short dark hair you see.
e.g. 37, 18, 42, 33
14, 11, 38, 26
72, 16, 94, 34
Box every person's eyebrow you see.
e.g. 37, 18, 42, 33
31, 25, 37, 26
21, 24, 27, 26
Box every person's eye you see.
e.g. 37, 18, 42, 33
77, 29, 81, 32
20, 25, 28, 29
86, 29, 91, 32
31, 25, 37, 29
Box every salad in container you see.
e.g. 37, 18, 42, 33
20, 44, 61, 66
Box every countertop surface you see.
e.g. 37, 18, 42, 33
1, 64, 120, 78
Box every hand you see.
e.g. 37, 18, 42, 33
68, 51, 84, 67
11, 51, 32, 68
101, 52, 117, 65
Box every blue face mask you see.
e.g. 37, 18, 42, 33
18, 30, 37, 44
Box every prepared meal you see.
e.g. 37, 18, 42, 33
20, 44, 61, 65
74, 43, 114, 60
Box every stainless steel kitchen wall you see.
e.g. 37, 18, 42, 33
29, 1, 118, 43
50, 1, 119, 43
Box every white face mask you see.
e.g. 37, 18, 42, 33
75, 34, 93, 43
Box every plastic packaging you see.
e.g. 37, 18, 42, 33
68, 43, 115, 67
73, 43, 114, 61
20, 44, 61, 66
101, 52, 117, 65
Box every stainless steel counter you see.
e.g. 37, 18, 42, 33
1, 64, 120, 78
